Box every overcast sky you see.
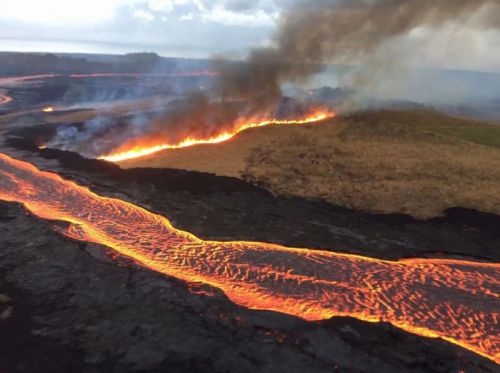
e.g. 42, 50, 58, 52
0, 0, 499, 72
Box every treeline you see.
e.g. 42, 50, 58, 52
0, 52, 177, 76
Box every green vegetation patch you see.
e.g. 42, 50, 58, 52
429, 125, 500, 150
374, 109, 500, 150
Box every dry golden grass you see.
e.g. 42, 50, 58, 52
120, 110, 500, 218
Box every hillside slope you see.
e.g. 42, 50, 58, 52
119, 110, 500, 218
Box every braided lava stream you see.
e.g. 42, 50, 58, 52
0, 152, 498, 363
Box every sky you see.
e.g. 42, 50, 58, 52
0, 0, 499, 72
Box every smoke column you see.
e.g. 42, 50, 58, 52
49, 0, 500, 158
216, 0, 500, 111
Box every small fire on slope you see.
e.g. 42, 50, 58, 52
98, 109, 335, 162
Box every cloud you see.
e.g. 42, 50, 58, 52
0, 0, 142, 25
0, 0, 499, 73
202, 7, 278, 27
224, 0, 264, 12
133, 9, 155, 21
180, 12, 194, 21
147, 0, 192, 12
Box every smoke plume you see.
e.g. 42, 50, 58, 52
216, 0, 500, 111
49, 0, 500, 159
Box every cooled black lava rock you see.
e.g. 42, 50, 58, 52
1, 127, 499, 372
6, 124, 500, 262
0, 201, 497, 373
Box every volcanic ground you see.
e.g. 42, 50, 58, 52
0, 74, 499, 372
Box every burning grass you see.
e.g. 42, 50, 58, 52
99, 109, 335, 162
119, 109, 500, 219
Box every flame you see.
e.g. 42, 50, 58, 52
0, 152, 498, 363
99, 110, 335, 163
42, 106, 54, 113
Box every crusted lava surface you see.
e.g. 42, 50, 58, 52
0, 124, 499, 372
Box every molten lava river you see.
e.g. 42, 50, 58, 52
0, 152, 498, 363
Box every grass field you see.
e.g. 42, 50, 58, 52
430, 125, 500, 149
380, 109, 500, 149
116, 109, 500, 218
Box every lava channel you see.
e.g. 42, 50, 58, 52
0, 152, 498, 363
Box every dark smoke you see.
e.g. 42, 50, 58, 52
49, 0, 500, 158
216, 0, 500, 112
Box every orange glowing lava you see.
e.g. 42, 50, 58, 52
0, 71, 216, 114
0, 152, 498, 363
99, 110, 335, 162
0, 74, 62, 86
69, 71, 218, 79
0, 93, 12, 106
70, 73, 143, 79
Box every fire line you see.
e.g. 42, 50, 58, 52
98, 110, 335, 163
0, 152, 498, 363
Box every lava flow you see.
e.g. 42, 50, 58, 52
0, 92, 12, 106
0, 74, 62, 86
69, 71, 218, 79
99, 110, 335, 162
0, 152, 498, 363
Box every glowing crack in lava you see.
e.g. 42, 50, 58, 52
98, 110, 335, 162
0, 152, 498, 363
